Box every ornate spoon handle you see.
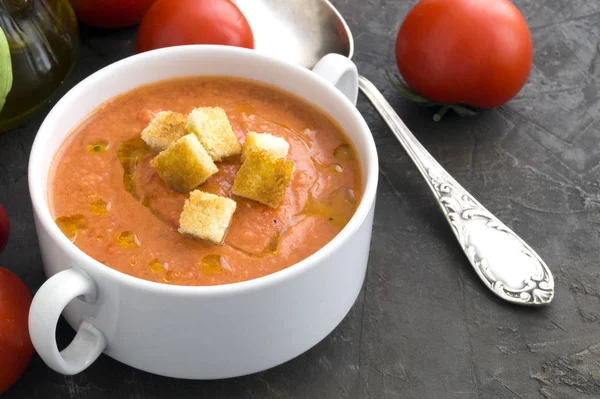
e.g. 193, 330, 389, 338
358, 76, 554, 305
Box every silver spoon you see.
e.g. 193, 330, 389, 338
233, 0, 554, 306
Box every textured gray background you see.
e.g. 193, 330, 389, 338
1, 0, 599, 397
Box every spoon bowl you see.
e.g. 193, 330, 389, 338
234, 0, 353, 68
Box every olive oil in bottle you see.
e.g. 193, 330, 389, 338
0, 0, 79, 133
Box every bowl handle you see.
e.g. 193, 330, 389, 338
312, 53, 359, 106
29, 267, 107, 375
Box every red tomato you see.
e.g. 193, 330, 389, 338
0, 267, 34, 394
395, 0, 532, 109
136, 0, 254, 53
0, 205, 9, 253
69, 0, 158, 29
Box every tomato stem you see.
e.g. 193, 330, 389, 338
433, 105, 450, 122
386, 71, 478, 122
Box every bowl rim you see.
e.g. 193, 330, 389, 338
28, 45, 379, 296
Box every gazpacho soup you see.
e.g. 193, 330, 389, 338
50, 77, 362, 286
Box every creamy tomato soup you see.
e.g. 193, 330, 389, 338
50, 77, 362, 286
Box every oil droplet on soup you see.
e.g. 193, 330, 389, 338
303, 187, 356, 228
149, 259, 175, 282
200, 254, 230, 276
234, 103, 256, 116
333, 144, 354, 162
115, 231, 140, 248
87, 141, 109, 154
149, 258, 167, 273
163, 270, 175, 283
264, 232, 279, 254
55, 214, 88, 241
90, 199, 109, 215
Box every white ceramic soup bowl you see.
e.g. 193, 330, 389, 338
28, 45, 378, 379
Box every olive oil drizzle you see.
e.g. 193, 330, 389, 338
115, 231, 140, 248
55, 214, 87, 241
199, 254, 232, 276
117, 136, 154, 200
87, 141, 109, 154
90, 199, 109, 214
148, 258, 176, 282
227, 184, 355, 258
117, 137, 175, 226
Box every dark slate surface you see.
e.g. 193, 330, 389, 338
1, 0, 599, 397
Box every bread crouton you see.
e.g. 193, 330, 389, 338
150, 134, 218, 192
241, 132, 290, 163
186, 107, 242, 161
178, 190, 237, 244
141, 111, 188, 151
232, 150, 294, 208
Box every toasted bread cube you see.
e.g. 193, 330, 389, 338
150, 134, 218, 192
178, 190, 237, 244
232, 150, 294, 208
241, 132, 290, 163
141, 111, 188, 151
186, 107, 242, 161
